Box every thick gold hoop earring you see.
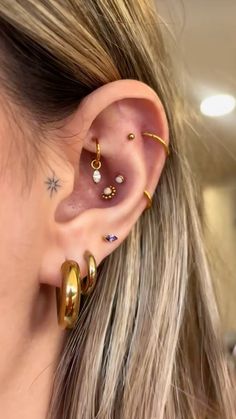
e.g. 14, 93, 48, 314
56, 260, 81, 329
142, 131, 170, 156
81, 252, 97, 295
144, 190, 153, 210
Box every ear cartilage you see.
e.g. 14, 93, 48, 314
102, 185, 117, 200
104, 234, 118, 243
127, 133, 135, 141
115, 175, 125, 184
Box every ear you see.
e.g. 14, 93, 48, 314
39, 79, 169, 286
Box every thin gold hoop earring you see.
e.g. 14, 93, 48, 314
144, 190, 153, 209
91, 139, 102, 183
142, 131, 170, 156
56, 260, 81, 329
81, 252, 97, 295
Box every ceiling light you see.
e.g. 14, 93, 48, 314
200, 94, 235, 117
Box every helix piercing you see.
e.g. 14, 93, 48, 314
142, 131, 170, 156
144, 190, 153, 210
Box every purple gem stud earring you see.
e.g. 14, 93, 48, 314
104, 234, 118, 243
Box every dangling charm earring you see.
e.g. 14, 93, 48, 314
91, 139, 102, 183
56, 260, 81, 329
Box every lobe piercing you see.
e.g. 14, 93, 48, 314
102, 185, 117, 200
91, 139, 102, 183
104, 234, 118, 243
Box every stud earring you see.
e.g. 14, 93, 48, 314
103, 234, 118, 243
115, 174, 125, 184
102, 185, 117, 200
91, 139, 102, 183
127, 133, 135, 141
56, 260, 81, 329
142, 131, 170, 156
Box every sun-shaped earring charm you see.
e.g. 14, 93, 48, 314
102, 185, 117, 200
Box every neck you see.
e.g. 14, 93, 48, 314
0, 284, 65, 419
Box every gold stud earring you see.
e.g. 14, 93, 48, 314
91, 139, 102, 183
127, 133, 135, 141
81, 252, 97, 295
56, 260, 81, 329
102, 185, 117, 200
142, 131, 170, 156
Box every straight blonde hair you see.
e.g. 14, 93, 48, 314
0, 1, 235, 418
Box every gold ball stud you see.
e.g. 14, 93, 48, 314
127, 133, 135, 141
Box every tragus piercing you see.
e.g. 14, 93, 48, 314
102, 185, 117, 200
91, 139, 102, 183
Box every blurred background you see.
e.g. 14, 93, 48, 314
158, 0, 236, 347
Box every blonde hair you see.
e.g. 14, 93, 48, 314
0, 1, 235, 418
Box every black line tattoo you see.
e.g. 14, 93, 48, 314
45, 172, 62, 198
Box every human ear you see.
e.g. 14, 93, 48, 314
39, 79, 169, 286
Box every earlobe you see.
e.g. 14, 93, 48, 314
39, 79, 170, 291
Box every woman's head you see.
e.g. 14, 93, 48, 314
0, 1, 234, 418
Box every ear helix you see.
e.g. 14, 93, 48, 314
56, 130, 169, 329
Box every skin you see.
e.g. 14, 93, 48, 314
0, 79, 169, 418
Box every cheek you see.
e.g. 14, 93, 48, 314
0, 143, 47, 302
0, 177, 46, 293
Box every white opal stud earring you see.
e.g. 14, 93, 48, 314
102, 185, 117, 200
115, 175, 125, 184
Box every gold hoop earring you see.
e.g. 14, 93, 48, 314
81, 252, 97, 295
142, 131, 170, 156
144, 190, 153, 209
91, 139, 102, 183
56, 260, 81, 329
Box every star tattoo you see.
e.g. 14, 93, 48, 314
45, 172, 62, 198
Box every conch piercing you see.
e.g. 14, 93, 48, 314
102, 185, 117, 200
57, 253, 98, 329
115, 174, 125, 184
91, 139, 102, 183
